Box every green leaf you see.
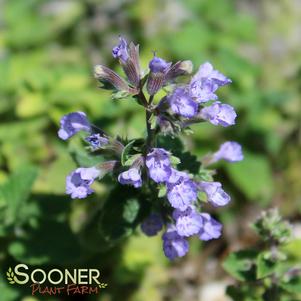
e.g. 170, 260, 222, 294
158, 185, 167, 198
123, 198, 140, 223
70, 148, 105, 167
281, 276, 301, 294
226, 152, 274, 205
0, 166, 38, 225
170, 156, 181, 165
124, 154, 142, 167
223, 249, 258, 281
256, 252, 278, 279
121, 140, 136, 166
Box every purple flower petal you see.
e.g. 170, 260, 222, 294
213, 141, 243, 162
141, 213, 164, 236
198, 213, 222, 241
198, 181, 230, 207
200, 101, 236, 127
58, 112, 91, 140
168, 87, 198, 118
118, 168, 142, 188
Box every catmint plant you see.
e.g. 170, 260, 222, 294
223, 209, 301, 301
58, 36, 243, 260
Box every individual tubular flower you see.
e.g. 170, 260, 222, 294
189, 62, 232, 103
173, 206, 203, 237
166, 169, 198, 211
162, 224, 189, 260
141, 213, 164, 236
146, 148, 172, 183
66, 167, 100, 199
58, 112, 91, 140
213, 141, 243, 163
94, 65, 136, 94
198, 181, 230, 207
85, 133, 109, 150
167, 87, 198, 118
165, 60, 193, 82
198, 213, 222, 241
147, 56, 172, 95
112, 36, 141, 88
118, 167, 142, 188
200, 101, 236, 127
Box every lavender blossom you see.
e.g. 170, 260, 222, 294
167, 87, 198, 118
141, 213, 164, 236
118, 167, 142, 188
112, 36, 129, 63
198, 213, 222, 241
146, 148, 172, 183
190, 62, 231, 103
200, 101, 236, 127
58, 112, 91, 140
149, 56, 170, 73
66, 167, 100, 199
85, 134, 109, 150
147, 56, 171, 95
173, 206, 203, 237
166, 169, 198, 211
213, 141, 243, 162
198, 181, 230, 207
162, 225, 189, 260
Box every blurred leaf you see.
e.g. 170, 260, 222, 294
256, 252, 278, 279
226, 152, 274, 205
223, 249, 258, 281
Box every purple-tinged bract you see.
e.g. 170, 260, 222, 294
58, 112, 91, 140
141, 213, 164, 236
118, 168, 142, 188
200, 101, 236, 127
198, 213, 222, 241
146, 148, 172, 183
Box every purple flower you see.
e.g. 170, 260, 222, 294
166, 169, 198, 211
167, 87, 198, 118
112, 36, 129, 63
200, 101, 236, 127
58, 112, 91, 140
146, 148, 172, 183
213, 141, 243, 162
173, 206, 203, 237
118, 168, 142, 188
141, 213, 164, 236
85, 134, 109, 150
162, 225, 189, 260
190, 62, 231, 103
149, 56, 170, 73
198, 181, 230, 207
198, 213, 222, 241
66, 167, 100, 199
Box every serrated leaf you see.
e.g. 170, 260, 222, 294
121, 140, 136, 166
256, 252, 277, 279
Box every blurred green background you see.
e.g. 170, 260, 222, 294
0, 0, 300, 300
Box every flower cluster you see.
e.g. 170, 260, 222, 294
58, 36, 243, 260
